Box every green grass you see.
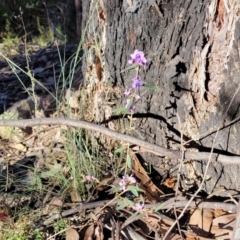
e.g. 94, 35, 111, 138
0, 1, 130, 238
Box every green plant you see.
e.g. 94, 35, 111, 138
54, 218, 67, 236
76, 49, 161, 225
35, 16, 54, 46
34, 229, 44, 240
0, 1, 111, 237
2, 19, 19, 49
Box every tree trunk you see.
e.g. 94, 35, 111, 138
81, 0, 240, 196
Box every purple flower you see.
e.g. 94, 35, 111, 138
119, 175, 137, 191
135, 94, 140, 101
82, 173, 99, 183
119, 180, 126, 191
86, 174, 94, 181
125, 99, 135, 111
132, 202, 144, 211
132, 77, 143, 89
128, 176, 137, 184
128, 50, 148, 66
124, 88, 132, 96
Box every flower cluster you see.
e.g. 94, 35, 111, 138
81, 174, 99, 183
132, 202, 144, 212
119, 175, 136, 191
128, 50, 148, 66
125, 50, 148, 112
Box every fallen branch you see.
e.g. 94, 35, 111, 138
0, 117, 240, 164
43, 197, 237, 225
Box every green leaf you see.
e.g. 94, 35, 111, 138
128, 186, 140, 197
125, 198, 134, 206
111, 97, 135, 115
131, 188, 139, 197
144, 84, 160, 90
128, 186, 145, 196
127, 155, 132, 168
154, 203, 164, 212
112, 107, 127, 114
111, 186, 121, 193
126, 212, 145, 221
116, 203, 127, 210
115, 146, 126, 153
125, 97, 134, 112
127, 211, 139, 218
121, 64, 138, 73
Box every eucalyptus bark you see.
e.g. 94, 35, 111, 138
81, 0, 240, 196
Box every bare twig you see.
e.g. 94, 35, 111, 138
174, 113, 184, 238
0, 118, 240, 164
43, 198, 237, 225
152, 2, 164, 19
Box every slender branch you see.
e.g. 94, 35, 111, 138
0, 117, 240, 164
43, 198, 237, 225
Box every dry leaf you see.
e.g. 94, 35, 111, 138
95, 223, 104, 240
163, 232, 183, 240
185, 234, 201, 240
214, 208, 227, 217
131, 150, 164, 203
188, 208, 214, 238
212, 213, 235, 227
9, 143, 27, 152
210, 213, 235, 238
83, 224, 95, 240
43, 197, 63, 214
123, 226, 147, 240
142, 214, 161, 233
211, 225, 232, 238
161, 218, 174, 228
66, 227, 79, 240
164, 177, 177, 189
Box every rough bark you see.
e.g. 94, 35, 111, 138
81, 0, 240, 196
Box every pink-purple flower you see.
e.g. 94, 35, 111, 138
81, 174, 100, 183
132, 202, 144, 211
86, 174, 94, 181
119, 175, 137, 191
124, 88, 132, 96
128, 50, 148, 66
135, 94, 140, 101
125, 99, 135, 111
132, 77, 143, 89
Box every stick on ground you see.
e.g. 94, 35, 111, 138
0, 117, 240, 164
